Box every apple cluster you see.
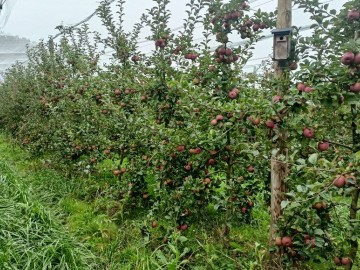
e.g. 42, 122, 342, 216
223, 10, 243, 22
341, 51, 360, 92
210, 114, 225, 126
334, 256, 352, 266
184, 52, 199, 61
155, 35, 172, 49
303, 128, 332, 151
213, 47, 239, 64
341, 51, 360, 66
297, 82, 314, 93
228, 87, 239, 98
210, 2, 247, 25
239, 20, 268, 39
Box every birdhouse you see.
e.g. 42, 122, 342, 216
271, 28, 292, 61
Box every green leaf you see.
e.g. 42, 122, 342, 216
308, 153, 318, 165
281, 200, 290, 209
179, 236, 188, 243
296, 185, 307, 193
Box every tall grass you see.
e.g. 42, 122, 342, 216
0, 161, 97, 270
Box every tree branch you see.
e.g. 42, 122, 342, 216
325, 140, 353, 151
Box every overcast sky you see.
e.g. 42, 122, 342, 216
0, 0, 348, 71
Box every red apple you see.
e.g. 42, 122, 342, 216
297, 83, 306, 91
151, 221, 158, 228
304, 86, 313, 93
350, 82, 360, 92
252, 24, 260, 31
225, 48, 232, 56
114, 89, 121, 95
303, 127, 314, 138
341, 51, 355, 65
228, 91, 238, 99
265, 120, 275, 129
231, 11, 240, 20
241, 2, 248, 9
216, 114, 224, 121
218, 47, 226, 55
248, 165, 255, 173
347, 9, 360, 21
333, 175, 346, 188
180, 224, 188, 231
281, 236, 293, 247
241, 207, 247, 213
131, 55, 140, 62
317, 141, 330, 151
208, 159, 216, 165
190, 53, 198, 60
245, 20, 253, 27
232, 88, 239, 94
341, 257, 351, 265
354, 53, 360, 64
289, 62, 298, 70
211, 119, 218, 126
176, 145, 185, 152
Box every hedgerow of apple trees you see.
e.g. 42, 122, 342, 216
0, 0, 359, 269
0, 0, 276, 237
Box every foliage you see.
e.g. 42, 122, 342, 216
0, 0, 359, 269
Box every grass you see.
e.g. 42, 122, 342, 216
0, 161, 96, 270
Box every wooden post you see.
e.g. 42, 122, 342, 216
269, 0, 292, 243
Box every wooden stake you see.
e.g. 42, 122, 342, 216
269, 0, 292, 247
